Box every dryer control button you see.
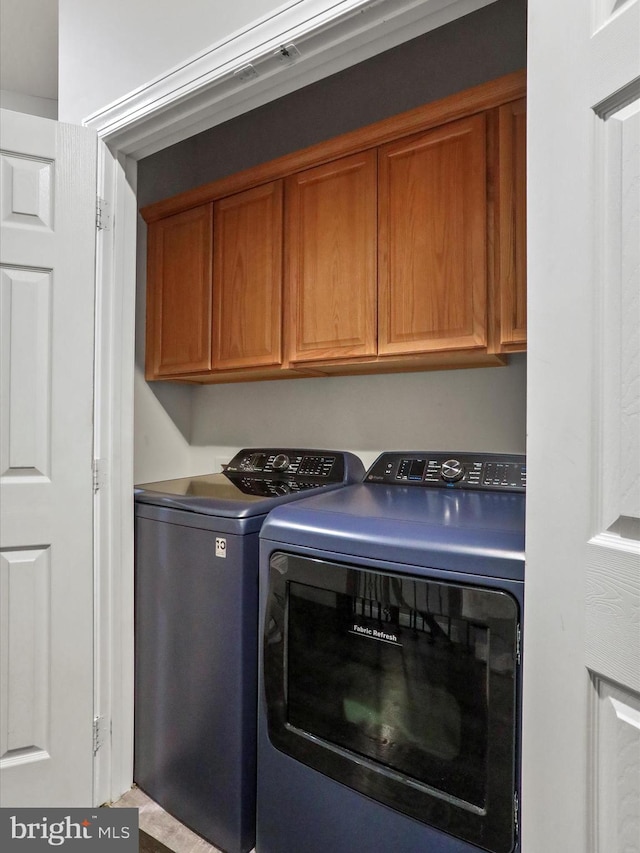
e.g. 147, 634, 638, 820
441, 459, 465, 482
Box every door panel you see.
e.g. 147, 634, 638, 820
213, 181, 283, 369
0, 109, 97, 806
145, 203, 213, 378
592, 678, 640, 852
0, 548, 50, 762
286, 151, 377, 363
0, 267, 52, 478
378, 115, 487, 355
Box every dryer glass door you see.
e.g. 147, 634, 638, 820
264, 553, 520, 853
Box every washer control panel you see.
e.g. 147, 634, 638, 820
365, 452, 526, 492
226, 448, 345, 482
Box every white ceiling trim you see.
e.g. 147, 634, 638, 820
84, 0, 496, 159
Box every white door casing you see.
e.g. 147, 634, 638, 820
92, 145, 138, 807
0, 109, 97, 806
524, 1, 640, 851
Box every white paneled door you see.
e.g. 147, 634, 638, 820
525, 0, 640, 850
585, 1, 640, 845
0, 110, 97, 805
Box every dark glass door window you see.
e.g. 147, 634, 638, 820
264, 553, 520, 853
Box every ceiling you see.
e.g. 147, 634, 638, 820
0, 0, 58, 100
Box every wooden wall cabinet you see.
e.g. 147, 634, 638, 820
213, 181, 283, 370
285, 151, 378, 364
141, 71, 527, 384
145, 204, 213, 379
378, 114, 488, 356
145, 184, 286, 381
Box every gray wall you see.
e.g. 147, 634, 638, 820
134, 0, 528, 482
138, 0, 526, 203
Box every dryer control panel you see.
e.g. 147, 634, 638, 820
365, 452, 526, 492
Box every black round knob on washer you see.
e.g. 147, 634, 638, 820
272, 482, 291, 495
272, 454, 290, 472
441, 458, 465, 483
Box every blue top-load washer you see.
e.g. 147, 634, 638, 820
257, 451, 526, 853
133, 448, 364, 853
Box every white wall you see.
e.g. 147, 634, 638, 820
58, 0, 297, 124
0, 89, 57, 119
195, 359, 527, 470
135, 359, 527, 483
0, 0, 58, 118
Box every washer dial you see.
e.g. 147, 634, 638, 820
272, 454, 290, 471
441, 458, 465, 483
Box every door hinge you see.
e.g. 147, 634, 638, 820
516, 623, 522, 666
93, 715, 108, 754
96, 196, 111, 230
514, 791, 520, 839
93, 458, 106, 493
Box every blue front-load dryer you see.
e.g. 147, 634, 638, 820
257, 451, 526, 853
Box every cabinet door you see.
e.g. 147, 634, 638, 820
378, 114, 487, 355
286, 151, 377, 363
145, 204, 213, 378
495, 98, 527, 350
213, 181, 283, 369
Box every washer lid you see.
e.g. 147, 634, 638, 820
136, 471, 273, 500
134, 448, 365, 519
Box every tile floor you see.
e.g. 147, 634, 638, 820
112, 786, 248, 853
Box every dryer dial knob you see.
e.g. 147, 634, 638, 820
441, 458, 465, 483
272, 454, 290, 472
